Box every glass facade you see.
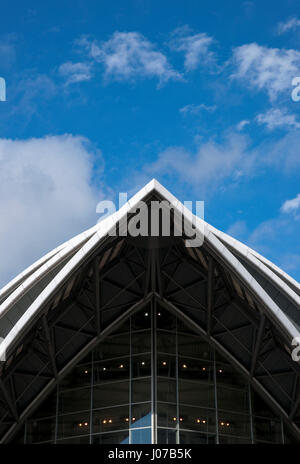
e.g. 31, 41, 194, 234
20, 304, 297, 444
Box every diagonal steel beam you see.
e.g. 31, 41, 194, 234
42, 315, 58, 381
250, 314, 266, 377
162, 270, 207, 312
0, 294, 154, 444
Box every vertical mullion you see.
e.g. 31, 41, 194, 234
54, 384, 59, 444
281, 419, 285, 444
129, 316, 132, 444
89, 351, 94, 444
24, 421, 27, 444
151, 298, 157, 444
175, 316, 180, 444
248, 383, 254, 444
213, 349, 219, 444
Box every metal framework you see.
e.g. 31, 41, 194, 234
0, 179, 299, 443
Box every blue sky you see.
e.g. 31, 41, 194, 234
0, 0, 300, 286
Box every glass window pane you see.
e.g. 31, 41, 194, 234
132, 378, 151, 403
94, 334, 130, 360
131, 403, 151, 428
157, 330, 175, 354
131, 427, 151, 444
179, 379, 215, 408
93, 381, 129, 409
178, 334, 211, 360
217, 385, 249, 413
157, 378, 176, 403
157, 428, 177, 444
157, 355, 176, 378
57, 412, 90, 438
218, 411, 251, 438
92, 431, 129, 444
178, 357, 213, 381
92, 405, 129, 433
59, 387, 91, 414
216, 362, 247, 388
157, 402, 177, 428
60, 364, 92, 389
178, 405, 215, 433
93, 357, 129, 384
180, 431, 215, 444
132, 330, 151, 354
132, 354, 151, 378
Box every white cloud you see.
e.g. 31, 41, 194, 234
279, 253, 300, 271
237, 120, 250, 131
226, 220, 247, 239
277, 17, 300, 34
280, 193, 300, 213
80, 32, 182, 85
0, 135, 105, 287
179, 103, 216, 115
171, 29, 215, 71
246, 213, 300, 274
256, 108, 300, 130
263, 131, 300, 170
9, 74, 57, 120
231, 43, 300, 100
140, 128, 300, 194
59, 61, 92, 85
0, 39, 16, 69
144, 132, 255, 189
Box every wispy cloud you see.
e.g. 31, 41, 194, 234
232, 205, 300, 273
179, 103, 216, 115
9, 74, 56, 120
231, 43, 300, 100
59, 61, 92, 85
79, 32, 182, 86
226, 220, 248, 240
170, 27, 215, 71
236, 120, 250, 131
277, 17, 300, 34
256, 108, 300, 130
143, 132, 255, 191
0, 37, 16, 69
263, 131, 300, 170
280, 193, 300, 214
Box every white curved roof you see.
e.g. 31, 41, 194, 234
0, 179, 299, 362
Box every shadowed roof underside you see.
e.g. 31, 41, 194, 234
0, 179, 299, 443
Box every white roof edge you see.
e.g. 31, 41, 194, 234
0, 222, 101, 307
207, 224, 300, 302
0, 179, 299, 362
0, 179, 160, 321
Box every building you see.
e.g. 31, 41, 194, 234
0, 179, 299, 444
